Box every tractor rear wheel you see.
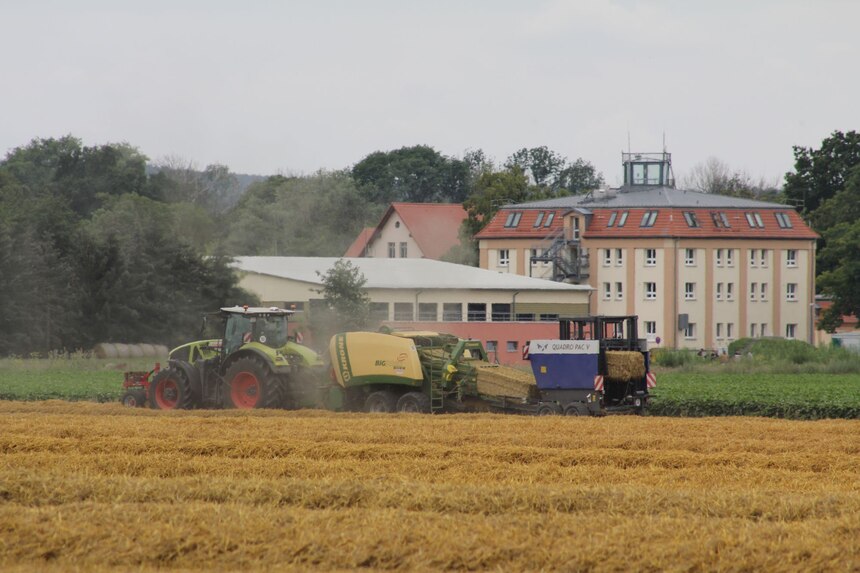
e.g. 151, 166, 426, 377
364, 390, 398, 413
223, 356, 283, 409
121, 389, 147, 408
149, 367, 195, 410
396, 391, 430, 413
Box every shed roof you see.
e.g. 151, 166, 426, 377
234, 256, 592, 291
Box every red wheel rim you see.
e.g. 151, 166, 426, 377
155, 379, 179, 409
231, 371, 260, 409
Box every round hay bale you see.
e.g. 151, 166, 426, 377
139, 343, 158, 357
94, 343, 117, 359
114, 343, 131, 359
128, 344, 144, 358
154, 345, 170, 358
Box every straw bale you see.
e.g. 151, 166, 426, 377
93, 343, 117, 359
113, 343, 131, 359
475, 363, 538, 399
605, 351, 645, 382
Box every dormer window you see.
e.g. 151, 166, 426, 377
683, 211, 699, 228
745, 212, 764, 228
544, 212, 555, 227
607, 212, 617, 227
711, 212, 730, 228
533, 212, 544, 227
504, 211, 522, 228
775, 212, 793, 228
617, 211, 628, 227
640, 211, 658, 228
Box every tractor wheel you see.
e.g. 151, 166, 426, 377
149, 367, 195, 410
121, 389, 147, 408
537, 403, 561, 416
364, 390, 398, 413
223, 356, 283, 409
396, 391, 431, 414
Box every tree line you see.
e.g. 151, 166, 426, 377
1, 131, 857, 355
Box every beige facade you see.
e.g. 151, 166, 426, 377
479, 238, 555, 280
361, 212, 423, 259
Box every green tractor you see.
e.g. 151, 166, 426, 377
148, 306, 323, 410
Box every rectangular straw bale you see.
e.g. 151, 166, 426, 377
605, 351, 645, 382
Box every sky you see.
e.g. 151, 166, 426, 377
2, 0, 858, 186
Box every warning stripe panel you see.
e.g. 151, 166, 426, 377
594, 375, 604, 392
646, 371, 657, 388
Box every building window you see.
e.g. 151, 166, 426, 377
491, 303, 511, 321
683, 323, 696, 339
750, 323, 757, 338
418, 303, 438, 321
540, 313, 559, 321
572, 217, 580, 240
442, 303, 462, 321
644, 321, 656, 336
683, 211, 699, 227
498, 249, 510, 267
640, 211, 658, 227
603, 249, 612, 266
645, 248, 656, 266
615, 248, 623, 266
506, 341, 518, 352
786, 249, 797, 267
486, 340, 498, 352
761, 323, 767, 336
607, 212, 617, 227
745, 212, 764, 228
716, 282, 723, 300
603, 282, 612, 300
727, 323, 734, 339
726, 249, 735, 267
615, 282, 623, 300
760, 283, 768, 301
645, 282, 657, 300
786, 283, 797, 301
711, 212, 730, 228
467, 303, 487, 321
775, 212, 793, 228
716, 249, 723, 267
504, 212, 522, 228
749, 249, 757, 267
534, 212, 544, 227
750, 282, 757, 301
685, 248, 696, 266
393, 303, 414, 321
760, 249, 768, 267
388, 242, 396, 258
544, 213, 555, 227
726, 283, 734, 301
515, 313, 535, 321
716, 323, 723, 339
618, 212, 628, 227
685, 282, 696, 300
370, 302, 389, 321
400, 242, 408, 258
786, 323, 797, 339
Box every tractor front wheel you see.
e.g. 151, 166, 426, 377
149, 368, 195, 410
223, 356, 283, 409
121, 389, 147, 408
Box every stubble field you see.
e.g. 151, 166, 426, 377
0, 401, 858, 572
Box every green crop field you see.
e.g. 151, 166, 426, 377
649, 371, 860, 419
1, 358, 860, 419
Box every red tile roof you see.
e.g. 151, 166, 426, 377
343, 227, 375, 257
345, 203, 468, 260
585, 208, 818, 240
389, 203, 468, 259
474, 209, 565, 239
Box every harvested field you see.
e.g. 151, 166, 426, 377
0, 402, 858, 572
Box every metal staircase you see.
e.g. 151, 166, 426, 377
530, 229, 589, 282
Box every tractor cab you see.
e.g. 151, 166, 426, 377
221, 306, 292, 355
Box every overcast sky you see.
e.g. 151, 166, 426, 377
2, 1, 858, 186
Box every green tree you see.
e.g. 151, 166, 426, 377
784, 130, 860, 214
352, 145, 470, 203
311, 259, 371, 341
817, 220, 860, 331
462, 167, 530, 237
505, 146, 603, 195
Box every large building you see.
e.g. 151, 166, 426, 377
344, 202, 467, 260
476, 153, 819, 351
233, 256, 592, 364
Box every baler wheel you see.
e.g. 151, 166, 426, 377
121, 389, 147, 408
149, 367, 195, 410
364, 390, 398, 413
563, 403, 589, 416
396, 392, 431, 413
537, 404, 561, 416
223, 356, 283, 409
